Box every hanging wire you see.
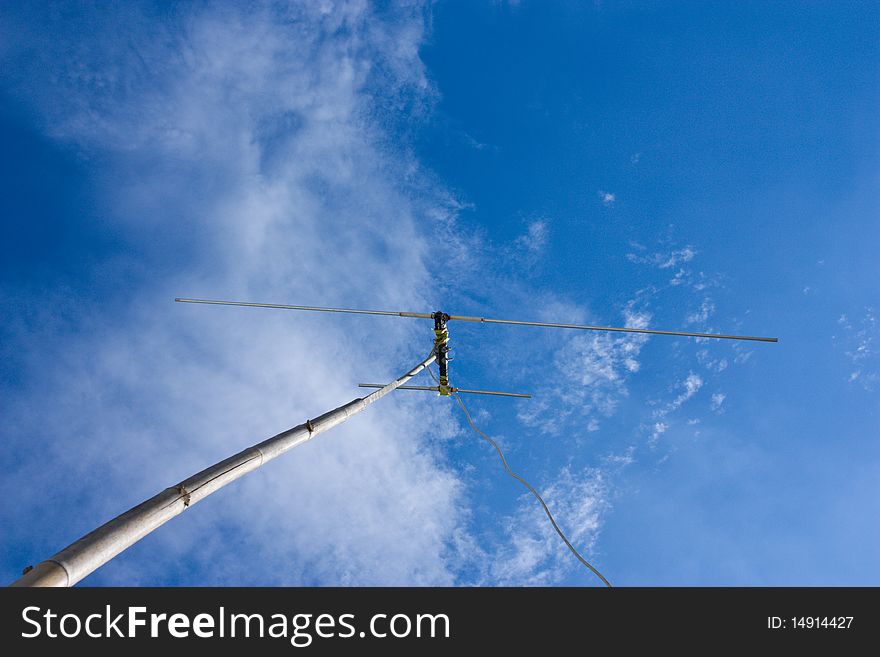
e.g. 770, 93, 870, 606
426, 366, 612, 587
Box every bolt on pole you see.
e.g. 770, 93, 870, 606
11, 352, 436, 587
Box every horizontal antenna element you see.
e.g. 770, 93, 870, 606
175, 298, 777, 342
358, 384, 532, 398
175, 298, 431, 319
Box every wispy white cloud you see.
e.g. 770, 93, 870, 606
515, 219, 549, 255
603, 446, 636, 467
686, 298, 716, 325
519, 304, 652, 434
711, 392, 726, 412
836, 308, 878, 389
697, 349, 729, 373
671, 372, 704, 410
651, 422, 669, 442
598, 190, 616, 206
648, 372, 704, 444
627, 245, 696, 270
625, 240, 724, 297
664, 247, 697, 269
732, 340, 754, 365
462, 132, 490, 151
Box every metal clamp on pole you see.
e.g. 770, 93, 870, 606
432, 311, 452, 396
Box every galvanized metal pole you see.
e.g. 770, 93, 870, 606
11, 352, 436, 587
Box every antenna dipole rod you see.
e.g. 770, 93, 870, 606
11, 351, 437, 587
358, 383, 532, 398
447, 315, 778, 342
175, 297, 777, 343
175, 298, 432, 319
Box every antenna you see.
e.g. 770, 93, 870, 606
13, 296, 777, 587
175, 296, 776, 402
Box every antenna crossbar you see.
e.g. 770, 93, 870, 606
175, 298, 431, 319
358, 383, 531, 398
175, 298, 777, 342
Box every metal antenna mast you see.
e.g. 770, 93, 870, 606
12, 296, 776, 587
12, 352, 436, 587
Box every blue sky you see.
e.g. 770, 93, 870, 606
1, 1, 878, 586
